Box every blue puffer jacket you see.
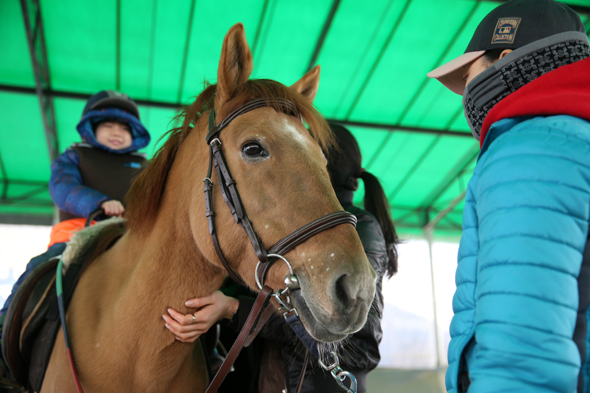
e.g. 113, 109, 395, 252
446, 114, 590, 393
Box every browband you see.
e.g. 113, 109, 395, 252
206, 98, 302, 143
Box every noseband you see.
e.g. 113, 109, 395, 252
203, 98, 357, 286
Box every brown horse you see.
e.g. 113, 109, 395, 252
40, 23, 376, 393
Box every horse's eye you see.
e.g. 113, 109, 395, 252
243, 142, 264, 157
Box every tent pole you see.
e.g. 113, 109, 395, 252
0, 84, 475, 138
423, 189, 467, 370
425, 225, 442, 369
423, 190, 467, 234
20, 0, 59, 162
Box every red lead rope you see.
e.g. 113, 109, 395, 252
57, 259, 85, 393
66, 348, 85, 393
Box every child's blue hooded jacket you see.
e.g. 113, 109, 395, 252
49, 107, 150, 219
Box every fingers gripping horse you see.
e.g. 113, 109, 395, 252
40, 23, 376, 393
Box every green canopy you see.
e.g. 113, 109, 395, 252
1, 0, 589, 237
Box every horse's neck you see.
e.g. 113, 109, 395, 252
66, 225, 218, 391
113, 226, 225, 309
85, 217, 225, 343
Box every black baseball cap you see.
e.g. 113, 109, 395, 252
82, 90, 141, 119
427, 0, 585, 95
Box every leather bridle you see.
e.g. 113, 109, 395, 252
202, 98, 359, 393
203, 98, 357, 286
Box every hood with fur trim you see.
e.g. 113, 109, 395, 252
76, 107, 150, 154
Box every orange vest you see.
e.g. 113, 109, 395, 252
47, 218, 96, 248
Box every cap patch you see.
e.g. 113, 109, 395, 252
108, 90, 128, 99
491, 18, 521, 44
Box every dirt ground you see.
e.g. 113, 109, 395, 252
367, 367, 447, 393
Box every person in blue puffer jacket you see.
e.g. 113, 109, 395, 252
427, 0, 590, 392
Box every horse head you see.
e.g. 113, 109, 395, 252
127, 23, 376, 343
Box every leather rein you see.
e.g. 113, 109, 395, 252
203, 98, 358, 393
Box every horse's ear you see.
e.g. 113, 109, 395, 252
291, 65, 321, 102
215, 23, 253, 110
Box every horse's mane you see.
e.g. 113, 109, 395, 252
125, 79, 333, 234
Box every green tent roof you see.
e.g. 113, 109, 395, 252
1, 0, 589, 236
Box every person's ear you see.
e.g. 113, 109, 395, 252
499, 49, 513, 59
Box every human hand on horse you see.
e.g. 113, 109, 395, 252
163, 290, 239, 343
100, 200, 125, 217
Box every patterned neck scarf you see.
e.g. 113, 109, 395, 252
463, 32, 590, 141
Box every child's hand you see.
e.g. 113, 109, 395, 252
163, 290, 239, 343
101, 200, 125, 217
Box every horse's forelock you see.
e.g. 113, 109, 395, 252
125, 79, 332, 234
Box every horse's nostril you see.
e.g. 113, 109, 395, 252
335, 274, 352, 310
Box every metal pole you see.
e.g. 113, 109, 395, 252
20, 0, 59, 162
423, 189, 467, 370
423, 190, 467, 233
425, 224, 442, 368
0, 83, 474, 138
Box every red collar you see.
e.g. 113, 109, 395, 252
479, 57, 590, 148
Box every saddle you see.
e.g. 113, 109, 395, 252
1, 219, 125, 392
0, 217, 221, 391
2, 254, 90, 391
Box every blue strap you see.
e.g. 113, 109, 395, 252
285, 313, 320, 358
55, 259, 71, 348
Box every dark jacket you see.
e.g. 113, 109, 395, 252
221, 200, 388, 393
50, 144, 146, 221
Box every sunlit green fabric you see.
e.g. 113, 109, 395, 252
0, 0, 587, 236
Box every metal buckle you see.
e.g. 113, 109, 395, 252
274, 288, 298, 318
318, 351, 358, 393
210, 137, 221, 147
317, 351, 340, 371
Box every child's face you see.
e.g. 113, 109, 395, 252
95, 121, 132, 150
